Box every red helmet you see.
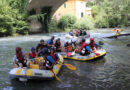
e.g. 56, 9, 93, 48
90, 38, 94, 41
16, 47, 22, 52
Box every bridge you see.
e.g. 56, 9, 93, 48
27, 0, 66, 33
28, 0, 66, 15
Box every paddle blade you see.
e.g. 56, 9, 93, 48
71, 51, 75, 56
95, 53, 100, 56
55, 75, 62, 82
64, 64, 76, 71
66, 52, 71, 56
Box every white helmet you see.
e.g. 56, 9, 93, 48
85, 39, 90, 44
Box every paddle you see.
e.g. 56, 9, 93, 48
71, 50, 75, 56
64, 64, 76, 71
52, 71, 62, 82
58, 61, 76, 71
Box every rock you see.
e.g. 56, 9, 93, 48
99, 41, 104, 45
126, 44, 130, 47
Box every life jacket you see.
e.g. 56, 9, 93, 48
65, 42, 69, 47
90, 41, 95, 50
55, 41, 61, 47
40, 45, 43, 50
80, 41, 86, 51
29, 52, 37, 58
44, 55, 55, 68
67, 45, 73, 52
16, 52, 24, 63
51, 53, 59, 61
75, 30, 79, 36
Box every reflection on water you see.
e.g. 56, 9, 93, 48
0, 29, 130, 90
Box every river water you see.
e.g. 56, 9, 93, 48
0, 28, 130, 90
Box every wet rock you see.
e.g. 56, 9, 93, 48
126, 44, 130, 47
98, 41, 104, 45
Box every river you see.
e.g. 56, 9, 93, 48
0, 28, 130, 90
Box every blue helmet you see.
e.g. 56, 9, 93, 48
31, 47, 35, 52
82, 38, 85, 42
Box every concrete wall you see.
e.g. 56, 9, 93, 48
28, 0, 66, 32
53, 0, 76, 20
75, 0, 86, 19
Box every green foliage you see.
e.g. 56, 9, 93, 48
74, 17, 94, 30
28, 14, 45, 21
87, 0, 130, 28
0, 0, 29, 36
48, 19, 59, 32
58, 14, 76, 30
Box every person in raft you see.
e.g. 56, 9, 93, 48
54, 38, 62, 52
69, 29, 74, 36
64, 41, 73, 52
13, 47, 26, 68
89, 38, 98, 51
39, 48, 56, 70
80, 38, 92, 55
36, 39, 47, 53
28, 47, 37, 63
47, 36, 55, 48
50, 47, 60, 62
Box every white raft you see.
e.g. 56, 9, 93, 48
9, 55, 64, 81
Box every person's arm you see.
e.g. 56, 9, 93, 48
95, 42, 98, 49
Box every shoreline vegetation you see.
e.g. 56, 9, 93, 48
0, 0, 129, 37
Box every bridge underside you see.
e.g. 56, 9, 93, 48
28, 0, 66, 15
27, 0, 66, 33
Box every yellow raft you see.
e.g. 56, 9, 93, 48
59, 49, 106, 61
9, 54, 64, 81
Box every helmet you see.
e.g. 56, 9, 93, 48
82, 38, 85, 42
90, 38, 94, 41
85, 40, 90, 45
16, 47, 22, 52
40, 39, 44, 42
31, 47, 35, 52
56, 38, 60, 41
51, 36, 55, 40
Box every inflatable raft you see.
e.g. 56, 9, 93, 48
9, 54, 64, 81
59, 49, 106, 61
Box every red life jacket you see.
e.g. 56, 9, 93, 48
51, 53, 57, 61
40, 45, 43, 50
90, 42, 95, 50
16, 52, 24, 63
29, 52, 37, 58
81, 41, 86, 51
55, 41, 61, 47
65, 42, 69, 47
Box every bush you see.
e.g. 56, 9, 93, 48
0, 14, 14, 36
58, 14, 76, 30
94, 12, 109, 28
0, 0, 30, 36
48, 19, 58, 32
74, 17, 94, 30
